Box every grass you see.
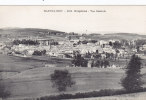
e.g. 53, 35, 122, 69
3, 66, 146, 99
0, 54, 72, 78
0, 54, 146, 99
4, 67, 124, 98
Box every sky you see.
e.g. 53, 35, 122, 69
0, 6, 146, 34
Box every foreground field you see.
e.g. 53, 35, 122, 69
3, 66, 146, 100
4, 67, 124, 98
0, 54, 146, 100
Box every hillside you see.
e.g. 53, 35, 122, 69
84, 33, 146, 40
0, 28, 65, 41
101, 33, 146, 40
0, 28, 64, 34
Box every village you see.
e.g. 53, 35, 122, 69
1, 31, 146, 69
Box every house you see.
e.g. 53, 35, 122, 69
103, 48, 116, 54
140, 44, 146, 51
99, 40, 108, 45
109, 64, 117, 68
101, 53, 106, 59
0, 42, 5, 48
23, 49, 34, 56
88, 60, 93, 68
57, 53, 66, 58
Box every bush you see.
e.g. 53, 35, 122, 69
36, 87, 146, 100
50, 70, 75, 92
32, 50, 46, 56
37, 89, 128, 100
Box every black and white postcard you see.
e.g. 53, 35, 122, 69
0, 6, 146, 100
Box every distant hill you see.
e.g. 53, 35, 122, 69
105, 33, 139, 36
102, 33, 146, 40
0, 28, 64, 34
84, 33, 146, 40
0, 28, 65, 39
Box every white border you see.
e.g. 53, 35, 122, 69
0, 0, 146, 5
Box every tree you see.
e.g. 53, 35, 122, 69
144, 50, 146, 55
72, 51, 87, 67
96, 50, 99, 54
113, 41, 122, 49
32, 50, 46, 56
50, 70, 75, 92
109, 41, 113, 46
136, 46, 140, 52
136, 39, 146, 46
82, 40, 88, 44
85, 52, 91, 58
13, 39, 39, 45
103, 60, 110, 68
90, 40, 97, 44
94, 59, 101, 68
121, 54, 143, 92
121, 39, 129, 47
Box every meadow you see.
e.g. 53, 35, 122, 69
0, 54, 146, 100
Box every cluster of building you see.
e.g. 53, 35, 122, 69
0, 33, 146, 68
7, 38, 125, 58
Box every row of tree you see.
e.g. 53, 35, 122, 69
13, 39, 59, 46
72, 52, 110, 68
13, 39, 39, 45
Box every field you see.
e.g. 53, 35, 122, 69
0, 54, 146, 100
